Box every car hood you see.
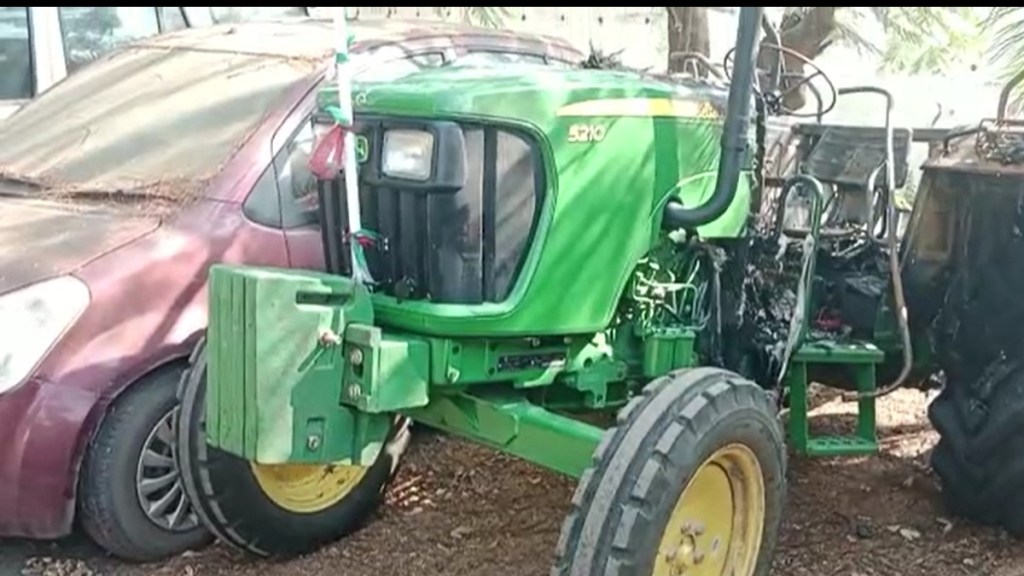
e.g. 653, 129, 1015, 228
0, 197, 160, 295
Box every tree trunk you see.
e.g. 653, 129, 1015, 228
770, 7, 838, 110
666, 7, 710, 74
663, 7, 841, 110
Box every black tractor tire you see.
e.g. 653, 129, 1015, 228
175, 339, 410, 558
78, 365, 212, 562
553, 367, 786, 576
928, 363, 1024, 535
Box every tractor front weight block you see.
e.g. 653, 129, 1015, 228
205, 264, 604, 478
205, 264, 424, 466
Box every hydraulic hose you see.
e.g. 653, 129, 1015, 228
837, 86, 913, 401
663, 6, 763, 230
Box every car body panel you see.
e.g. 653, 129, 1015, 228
0, 378, 97, 537
0, 199, 159, 294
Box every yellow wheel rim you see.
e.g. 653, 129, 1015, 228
249, 462, 368, 514
652, 444, 765, 576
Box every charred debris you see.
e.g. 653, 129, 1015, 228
579, 46, 897, 390
920, 154, 1024, 397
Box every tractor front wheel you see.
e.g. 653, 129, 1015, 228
553, 367, 786, 576
174, 339, 410, 558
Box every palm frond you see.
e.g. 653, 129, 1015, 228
876, 7, 984, 75
831, 8, 882, 57
984, 7, 1024, 114
780, 7, 982, 74
987, 7, 1024, 67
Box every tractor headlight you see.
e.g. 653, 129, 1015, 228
382, 129, 434, 181
0, 276, 90, 394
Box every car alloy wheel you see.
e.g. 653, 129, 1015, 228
134, 406, 199, 532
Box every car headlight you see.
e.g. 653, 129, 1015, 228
382, 129, 434, 181
0, 276, 90, 394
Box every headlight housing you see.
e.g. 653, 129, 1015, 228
382, 129, 434, 181
0, 276, 90, 394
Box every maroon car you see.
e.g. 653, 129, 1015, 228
0, 17, 580, 562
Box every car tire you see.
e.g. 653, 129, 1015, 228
78, 365, 212, 562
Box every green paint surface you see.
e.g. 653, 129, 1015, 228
205, 64, 750, 477
206, 264, 390, 465
321, 65, 752, 338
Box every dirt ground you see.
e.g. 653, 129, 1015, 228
5, 387, 1024, 576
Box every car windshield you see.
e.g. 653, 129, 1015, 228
0, 44, 318, 195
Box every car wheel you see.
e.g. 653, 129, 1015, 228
78, 365, 212, 562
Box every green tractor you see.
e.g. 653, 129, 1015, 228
172, 6, 1024, 575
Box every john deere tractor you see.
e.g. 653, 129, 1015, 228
171, 6, 1024, 575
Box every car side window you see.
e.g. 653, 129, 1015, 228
57, 7, 161, 74
275, 118, 324, 229
0, 7, 33, 100
242, 164, 284, 229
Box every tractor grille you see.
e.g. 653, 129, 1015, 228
318, 118, 543, 304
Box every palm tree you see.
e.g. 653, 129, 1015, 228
667, 7, 982, 74
434, 6, 986, 79
985, 8, 1024, 113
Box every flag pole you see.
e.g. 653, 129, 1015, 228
333, 7, 371, 284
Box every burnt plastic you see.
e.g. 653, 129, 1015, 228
794, 124, 912, 189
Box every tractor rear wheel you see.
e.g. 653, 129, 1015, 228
929, 363, 1024, 535
553, 367, 786, 576
174, 339, 410, 558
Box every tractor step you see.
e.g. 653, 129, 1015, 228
786, 340, 885, 457
804, 435, 878, 457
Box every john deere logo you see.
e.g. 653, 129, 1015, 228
355, 134, 369, 164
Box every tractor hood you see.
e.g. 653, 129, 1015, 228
330, 65, 731, 127
0, 197, 159, 295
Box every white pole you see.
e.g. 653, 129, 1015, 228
333, 7, 371, 284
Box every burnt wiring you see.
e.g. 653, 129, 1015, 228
627, 242, 717, 333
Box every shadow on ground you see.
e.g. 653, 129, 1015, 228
5, 387, 1024, 576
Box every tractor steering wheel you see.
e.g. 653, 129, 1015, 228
724, 42, 838, 118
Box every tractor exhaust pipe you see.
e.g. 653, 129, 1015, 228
663, 6, 763, 230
